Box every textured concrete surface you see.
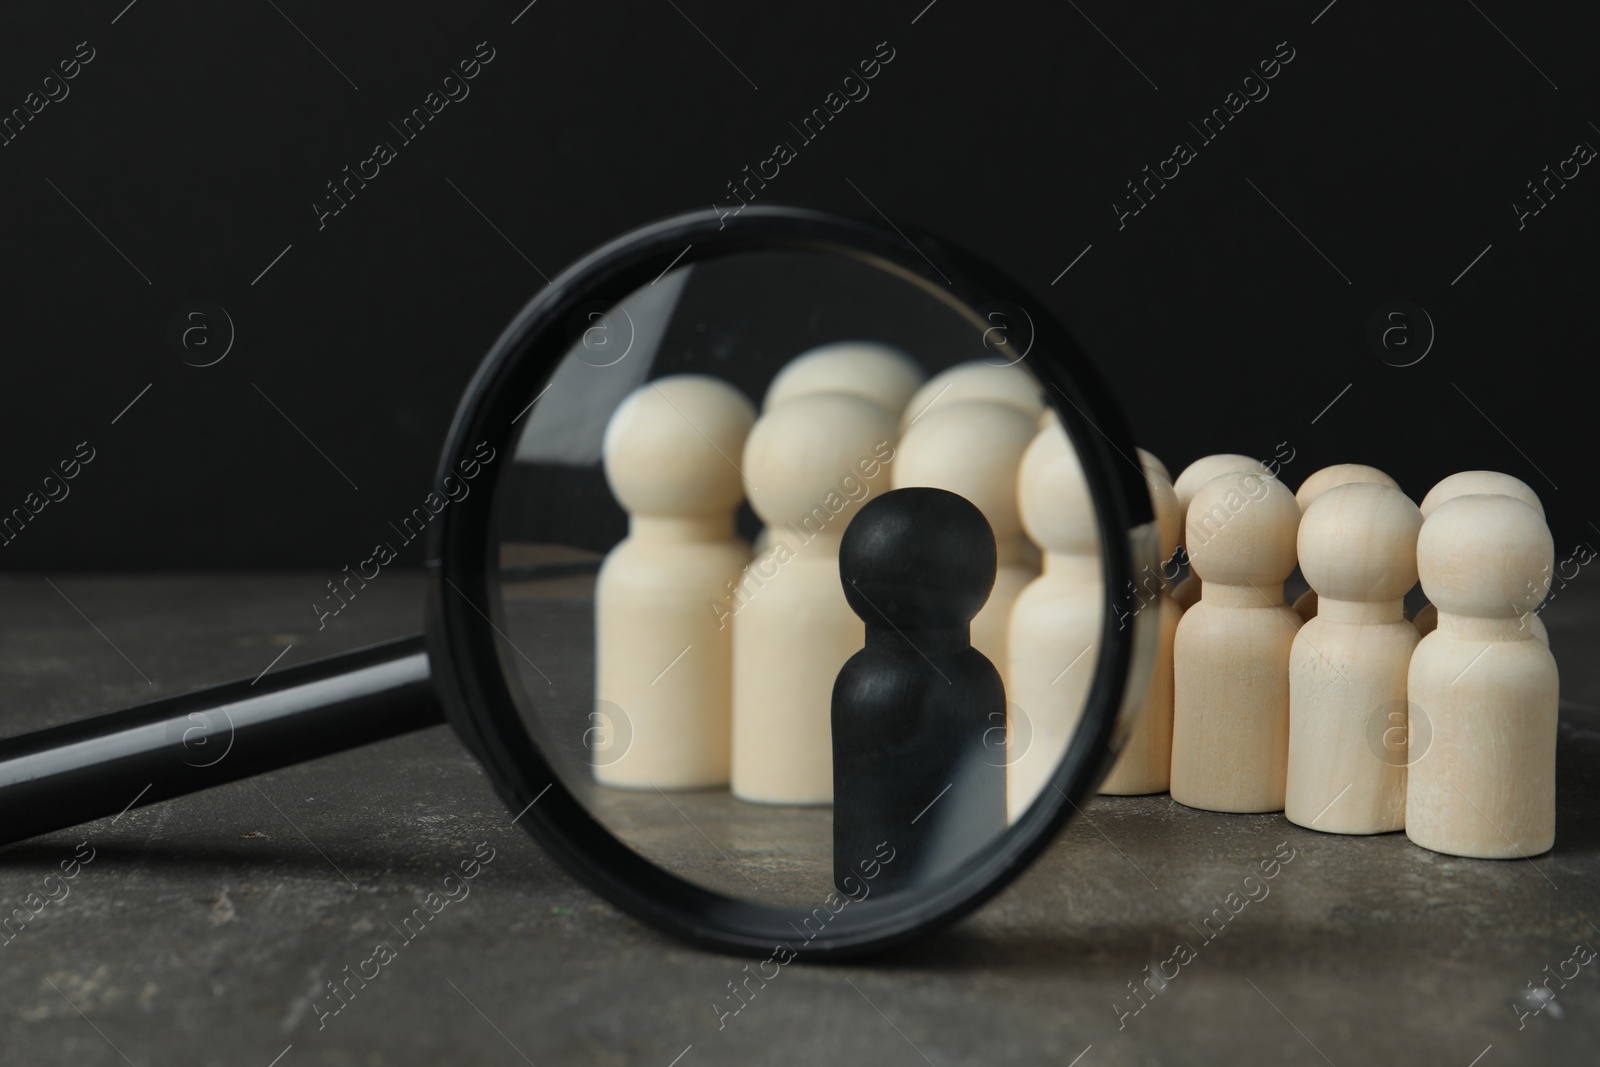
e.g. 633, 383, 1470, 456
1, 571, 1596, 1066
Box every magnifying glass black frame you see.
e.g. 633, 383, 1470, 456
0, 205, 1157, 961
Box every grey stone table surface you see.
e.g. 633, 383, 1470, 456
0, 571, 1596, 1067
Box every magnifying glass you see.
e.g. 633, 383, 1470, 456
0, 206, 1158, 959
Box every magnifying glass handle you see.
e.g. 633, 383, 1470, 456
0, 634, 442, 848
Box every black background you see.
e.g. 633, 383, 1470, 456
1, 0, 1594, 570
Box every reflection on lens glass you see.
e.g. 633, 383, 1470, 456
491, 249, 1103, 907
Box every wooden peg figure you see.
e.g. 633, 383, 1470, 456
832, 487, 1007, 894
1170, 470, 1301, 813
595, 375, 756, 789
893, 400, 1041, 693
1006, 415, 1101, 820
1099, 455, 1180, 795
1285, 483, 1421, 834
731, 392, 899, 804
1406, 494, 1558, 858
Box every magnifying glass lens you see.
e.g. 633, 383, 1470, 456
489, 247, 1097, 908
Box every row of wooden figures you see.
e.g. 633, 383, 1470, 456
1148, 456, 1558, 862
592, 343, 1558, 861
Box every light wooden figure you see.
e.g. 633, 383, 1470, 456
1170, 454, 1273, 611
1418, 472, 1548, 644
595, 375, 756, 789
893, 400, 1040, 691
1406, 494, 1557, 858
730, 392, 899, 804
1285, 483, 1421, 834
1290, 463, 1404, 623
762, 341, 925, 413
1145, 447, 1184, 598
900, 360, 1044, 431
1100, 455, 1180, 795
1170, 470, 1301, 812
1006, 415, 1100, 820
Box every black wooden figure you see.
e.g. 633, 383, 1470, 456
832, 486, 1008, 897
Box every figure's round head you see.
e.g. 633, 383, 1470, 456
1137, 448, 1171, 485
1420, 470, 1544, 520
1186, 470, 1299, 586
761, 341, 924, 414
899, 360, 1044, 430
1016, 416, 1097, 556
1299, 482, 1422, 602
1418, 494, 1552, 619
892, 400, 1037, 543
839, 486, 996, 630
602, 375, 755, 518
1173, 453, 1273, 536
1295, 463, 1402, 513
742, 392, 899, 531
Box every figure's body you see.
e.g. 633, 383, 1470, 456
1286, 482, 1421, 834
731, 392, 899, 804
1099, 454, 1180, 795
1170, 470, 1301, 813
1006, 415, 1100, 820
1406, 494, 1558, 858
